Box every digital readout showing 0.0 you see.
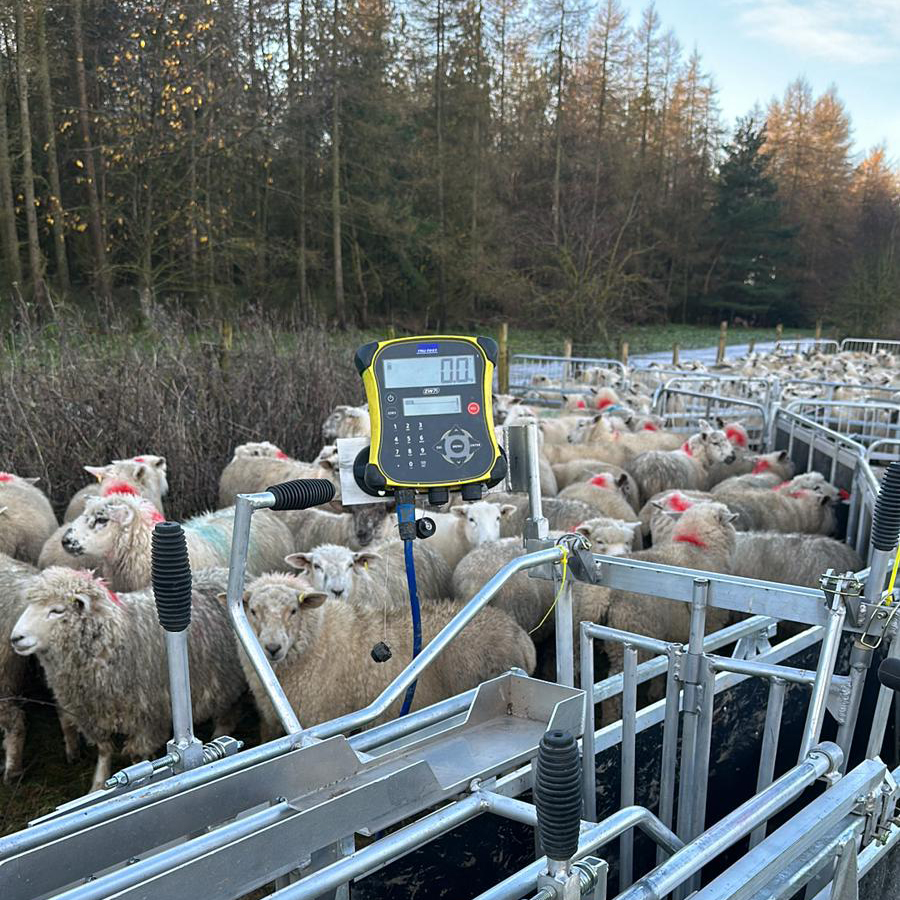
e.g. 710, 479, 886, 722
402, 395, 462, 417
382, 354, 476, 389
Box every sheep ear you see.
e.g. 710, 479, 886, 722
285, 552, 313, 573
625, 521, 642, 530
777, 450, 789, 461
84, 465, 111, 480
299, 590, 328, 608
718, 508, 740, 524
107, 503, 134, 525
574, 523, 591, 536
318, 457, 335, 472
132, 463, 150, 483
591, 413, 603, 423
24, 476, 40, 485
651, 500, 666, 511
616, 473, 629, 488
698, 419, 712, 434
0, 506, 7, 517
715, 416, 725, 429
510, 397, 524, 405
451, 506, 468, 518
662, 509, 685, 520
353, 551, 381, 569
499, 504, 517, 517
819, 495, 831, 507
152, 456, 167, 470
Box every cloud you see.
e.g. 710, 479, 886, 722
734, 0, 900, 65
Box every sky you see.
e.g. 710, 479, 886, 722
621, 0, 900, 160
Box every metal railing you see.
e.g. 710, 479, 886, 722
508, 353, 628, 404
773, 338, 840, 355
784, 399, 900, 447
840, 337, 900, 354
654, 387, 769, 450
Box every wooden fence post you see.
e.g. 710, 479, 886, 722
563, 338, 573, 387
815, 319, 822, 342
620, 341, 629, 365
498, 322, 509, 393
748, 338, 756, 355
672, 343, 680, 366
775, 322, 783, 342
716, 320, 727, 364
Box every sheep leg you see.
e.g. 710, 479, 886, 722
58, 710, 81, 763
1, 706, 26, 783
90, 743, 115, 793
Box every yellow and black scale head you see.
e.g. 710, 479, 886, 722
354, 335, 507, 500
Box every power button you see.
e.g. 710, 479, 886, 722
467, 401, 480, 415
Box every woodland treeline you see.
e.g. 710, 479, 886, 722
0, 0, 898, 337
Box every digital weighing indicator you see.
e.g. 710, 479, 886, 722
354, 335, 506, 500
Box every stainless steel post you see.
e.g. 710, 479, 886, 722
798, 593, 846, 761
524, 421, 548, 540
225, 492, 303, 736
835, 642, 871, 770
555, 576, 575, 687
657, 645, 681, 865
580, 623, 598, 822
748, 677, 786, 849
676, 578, 709, 843
620, 645, 638, 892
866, 627, 900, 759
163, 631, 203, 770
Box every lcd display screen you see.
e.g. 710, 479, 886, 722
383, 355, 476, 389
402, 395, 462, 417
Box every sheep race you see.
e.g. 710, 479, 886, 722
3, 332, 900, 899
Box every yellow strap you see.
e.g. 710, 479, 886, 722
529, 548, 569, 636
883, 549, 900, 606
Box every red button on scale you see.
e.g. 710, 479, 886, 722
467, 402, 480, 415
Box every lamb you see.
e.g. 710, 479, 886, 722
60, 494, 294, 592
705, 421, 756, 486
218, 443, 339, 509
64, 455, 168, 522
711, 486, 836, 535
0, 553, 39, 781
0, 473, 58, 565
321, 405, 370, 442
627, 420, 737, 504
551, 460, 640, 508
603, 503, 738, 720
238, 572, 535, 736
774, 471, 843, 503
710, 451, 795, 493
640, 490, 714, 544
574, 517, 642, 555
557, 473, 638, 522
486, 493, 596, 537
285, 540, 452, 608
11, 567, 245, 791
397, 501, 518, 572
731, 533, 863, 587
279, 504, 393, 551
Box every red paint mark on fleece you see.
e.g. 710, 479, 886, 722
643, 422, 659, 432
752, 459, 771, 475
667, 493, 692, 512
772, 481, 789, 491
596, 397, 614, 410
74, 570, 124, 608
725, 426, 747, 448
132, 456, 146, 463
839, 489, 850, 501
674, 533, 708, 549
577, 399, 586, 409
275, 449, 289, 460
590, 474, 612, 489
0, 473, 13, 482
681, 442, 693, 457
102, 480, 139, 497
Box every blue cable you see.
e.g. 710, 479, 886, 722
399, 536, 422, 717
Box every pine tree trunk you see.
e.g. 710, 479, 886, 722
0, 74, 22, 288
331, 0, 345, 325
73, 0, 111, 302
15, 0, 46, 307
34, 0, 69, 293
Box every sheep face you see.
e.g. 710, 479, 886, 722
11, 569, 114, 656
241, 581, 327, 663
695, 421, 737, 465
451, 502, 516, 546
352, 504, 391, 547
286, 545, 381, 602
575, 519, 640, 556
233, 442, 287, 460
63, 496, 155, 558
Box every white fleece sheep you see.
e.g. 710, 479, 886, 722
0, 473, 58, 565
64, 455, 168, 522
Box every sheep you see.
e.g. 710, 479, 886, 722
64, 455, 168, 523
60, 494, 294, 592
569, 414, 683, 453
451, 538, 611, 645
557, 474, 639, 522
493, 394, 537, 425
237, 572, 535, 737
731, 533, 863, 587
322, 405, 370, 442
393, 501, 518, 572
705, 420, 757, 486
538, 415, 595, 446
11, 566, 245, 791
551, 460, 640, 506
0, 473, 58, 565
711, 486, 836, 535
285, 540, 452, 608
218, 444, 340, 510
279, 504, 393, 551
774, 471, 843, 503
574, 517, 642, 554
486, 493, 596, 537
603, 503, 738, 721
0, 553, 40, 782
640, 490, 714, 544
627, 420, 737, 504
710, 451, 795, 493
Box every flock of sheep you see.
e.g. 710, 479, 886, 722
0, 346, 892, 798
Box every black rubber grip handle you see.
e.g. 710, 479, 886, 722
534, 729, 582, 861
151, 522, 192, 632
878, 658, 900, 693
266, 478, 335, 511
872, 461, 900, 551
